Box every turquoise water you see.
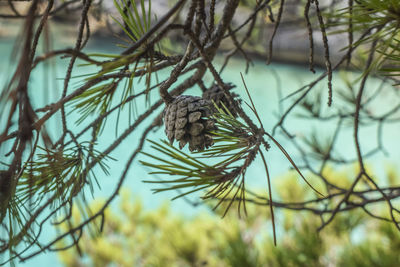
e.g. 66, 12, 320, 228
1, 36, 399, 266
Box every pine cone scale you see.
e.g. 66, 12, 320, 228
177, 107, 187, 117
175, 117, 187, 129
202, 83, 240, 117
189, 123, 204, 136
188, 112, 202, 123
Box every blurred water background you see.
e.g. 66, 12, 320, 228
1, 28, 400, 266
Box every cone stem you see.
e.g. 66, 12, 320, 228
159, 43, 194, 104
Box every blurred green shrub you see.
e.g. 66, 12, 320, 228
57, 166, 400, 267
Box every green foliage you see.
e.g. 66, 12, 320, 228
338, 222, 400, 267
331, 0, 400, 76
57, 167, 400, 267
141, 106, 260, 216
113, 0, 152, 43
71, 0, 157, 130
0, 142, 113, 254
19, 143, 111, 204
72, 81, 118, 125
3, 0, 400, 263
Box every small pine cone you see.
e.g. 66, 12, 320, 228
164, 95, 216, 152
202, 83, 240, 117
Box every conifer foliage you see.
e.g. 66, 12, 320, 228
0, 0, 400, 264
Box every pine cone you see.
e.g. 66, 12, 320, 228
164, 95, 216, 152
202, 83, 240, 117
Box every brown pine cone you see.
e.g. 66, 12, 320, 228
164, 95, 216, 152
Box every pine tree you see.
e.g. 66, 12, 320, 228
0, 0, 400, 264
